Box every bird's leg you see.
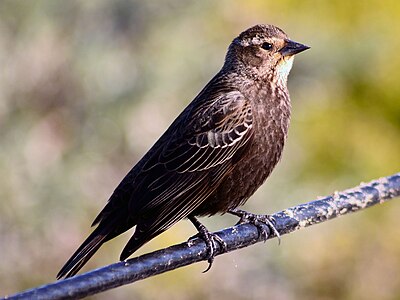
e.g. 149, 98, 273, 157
228, 209, 281, 244
188, 216, 227, 272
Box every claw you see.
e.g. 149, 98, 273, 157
200, 231, 225, 273
228, 209, 281, 244
188, 216, 227, 272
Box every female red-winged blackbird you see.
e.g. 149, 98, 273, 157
57, 24, 309, 279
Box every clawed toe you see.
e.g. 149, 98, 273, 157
228, 209, 281, 244
187, 209, 279, 273
188, 216, 227, 272
201, 231, 227, 273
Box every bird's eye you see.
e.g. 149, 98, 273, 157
261, 42, 273, 51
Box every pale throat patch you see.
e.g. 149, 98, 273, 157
275, 56, 294, 84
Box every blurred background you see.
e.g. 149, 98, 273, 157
1, 1, 400, 299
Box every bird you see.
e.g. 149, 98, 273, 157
57, 24, 309, 279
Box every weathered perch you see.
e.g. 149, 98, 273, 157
4, 173, 400, 300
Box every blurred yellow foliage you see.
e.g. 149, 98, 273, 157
1, 1, 399, 299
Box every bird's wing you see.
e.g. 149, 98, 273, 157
133, 90, 253, 211
120, 90, 254, 259
153, 91, 253, 172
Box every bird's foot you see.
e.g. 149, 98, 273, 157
228, 209, 281, 244
188, 216, 227, 272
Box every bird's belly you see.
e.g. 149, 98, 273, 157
193, 128, 285, 216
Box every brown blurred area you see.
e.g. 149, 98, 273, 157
1, 1, 400, 299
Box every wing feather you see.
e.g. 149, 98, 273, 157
159, 92, 252, 173
120, 163, 235, 260
128, 91, 253, 215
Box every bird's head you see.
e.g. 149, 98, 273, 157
225, 24, 309, 84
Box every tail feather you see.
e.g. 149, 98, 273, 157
59, 242, 104, 279
120, 235, 149, 261
120, 228, 162, 261
57, 226, 110, 279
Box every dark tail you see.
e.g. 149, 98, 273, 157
120, 224, 164, 261
120, 234, 151, 261
57, 222, 114, 279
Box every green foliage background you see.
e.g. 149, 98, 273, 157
1, 1, 400, 299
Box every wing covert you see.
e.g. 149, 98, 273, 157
156, 91, 253, 173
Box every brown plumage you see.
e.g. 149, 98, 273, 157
57, 24, 309, 279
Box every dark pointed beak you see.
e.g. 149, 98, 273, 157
279, 40, 310, 57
